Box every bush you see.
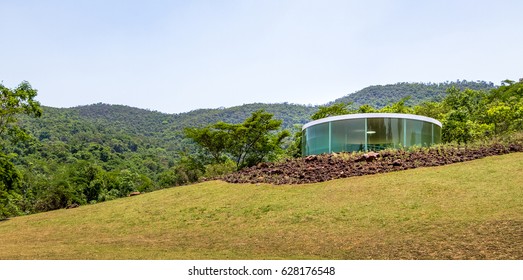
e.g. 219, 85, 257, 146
0, 190, 23, 220
35, 180, 85, 212
97, 188, 120, 202
203, 160, 237, 178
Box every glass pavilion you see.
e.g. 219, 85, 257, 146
302, 113, 442, 156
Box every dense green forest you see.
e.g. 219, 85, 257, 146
332, 80, 495, 108
2, 79, 520, 219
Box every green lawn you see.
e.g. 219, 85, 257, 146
1, 153, 522, 259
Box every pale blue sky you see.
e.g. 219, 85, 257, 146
1, 0, 522, 113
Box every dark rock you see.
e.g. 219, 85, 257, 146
392, 159, 402, 166
268, 169, 283, 175
304, 155, 318, 162
356, 152, 380, 162
66, 203, 79, 209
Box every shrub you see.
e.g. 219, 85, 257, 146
203, 160, 237, 178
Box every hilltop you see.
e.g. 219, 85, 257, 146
23, 80, 495, 137
332, 80, 495, 108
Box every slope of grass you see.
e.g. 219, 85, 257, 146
1, 153, 522, 260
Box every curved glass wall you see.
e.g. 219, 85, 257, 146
331, 118, 365, 152
302, 113, 442, 156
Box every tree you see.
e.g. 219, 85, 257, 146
443, 87, 486, 114
0, 81, 42, 145
184, 126, 229, 163
311, 103, 354, 120
441, 110, 472, 144
226, 110, 289, 168
0, 153, 22, 218
486, 79, 523, 132
0, 81, 42, 219
185, 110, 289, 170
357, 104, 377, 113
485, 102, 513, 134
286, 124, 304, 158
440, 87, 491, 143
380, 96, 414, 114
413, 101, 446, 120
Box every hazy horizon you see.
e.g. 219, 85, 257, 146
34, 78, 501, 114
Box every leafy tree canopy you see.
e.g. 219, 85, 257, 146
185, 110, 290, 169
0, 81, 42, 219
0, 81, 42, 145
310, 102, 354, 120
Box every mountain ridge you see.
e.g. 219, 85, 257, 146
59, 80, 495, 115
52, 80, 496, 127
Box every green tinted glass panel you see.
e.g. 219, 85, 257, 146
366, 118, 403, 151
434, 124, 442, 144
405, 119, 433, 147
304, 122, 329, 155
331, 119, 365, 152
405, 119, 421, 146
420, 121, 432, 146
301, 129, 307, 155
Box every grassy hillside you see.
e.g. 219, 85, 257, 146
1, 153, 522, 260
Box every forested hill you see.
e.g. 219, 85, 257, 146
16, 102, 318, 168
333, 80, 496, 108
67, 102, 317, 136
16, 80, 498, 159
9, 102, 317, 211
16, 80, 497, 166
29, 80, 496, 138
166, 103, 317, 130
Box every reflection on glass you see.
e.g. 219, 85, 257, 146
405, 119, 433, 147
421, 121, 432, 147
331, 119, 365, 152
434, 125, 442, 144
367, 118, 403, 151
405, 119, 421, 147
304, 122, 329, 155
